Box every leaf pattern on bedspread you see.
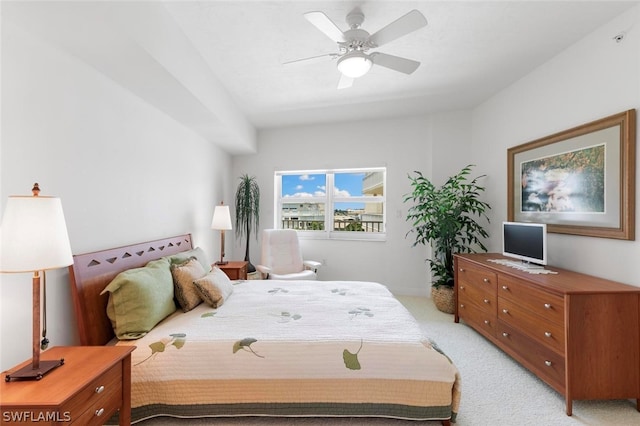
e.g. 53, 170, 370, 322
348, 307, 374, 319
331, 288, 349, 296
343, 340, 363, 370
135, 333, 187, 366
233, 337, 265, 358
425, 338, 453, 363
268, 287, 289, 295
201, 311, 217, 318
271, 311, 302, 322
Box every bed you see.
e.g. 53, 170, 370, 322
69, 234, 461, 425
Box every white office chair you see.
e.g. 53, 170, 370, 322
255, 229, 321, 280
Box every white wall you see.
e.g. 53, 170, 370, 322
232, 112, 473, 296
472, 6, 640, 286
0, 23, 233, 370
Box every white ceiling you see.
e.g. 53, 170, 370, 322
3, 1, 638, 154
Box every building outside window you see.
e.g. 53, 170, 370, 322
275, 167, 386, 241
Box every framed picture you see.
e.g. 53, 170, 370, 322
507, 109, 636, 240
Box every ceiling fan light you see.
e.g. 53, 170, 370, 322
337, 52, 372, 78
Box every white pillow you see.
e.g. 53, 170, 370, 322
192, 267, 234, 308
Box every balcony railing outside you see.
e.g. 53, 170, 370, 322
281, 219, 383, 232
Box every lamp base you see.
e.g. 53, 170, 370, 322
215, 261, 229, 265
5, 359, 64, 382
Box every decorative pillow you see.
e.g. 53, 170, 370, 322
166, 247, 210, 272
101, 257, 176, 340
193, 267, 234, 308
170, 257, 206, 312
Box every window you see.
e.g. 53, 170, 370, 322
275, 168, 386, 241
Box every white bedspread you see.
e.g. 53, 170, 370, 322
116, 279, 461, 423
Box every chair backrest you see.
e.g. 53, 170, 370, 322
261, 229, 304, 275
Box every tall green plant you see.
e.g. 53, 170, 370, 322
404, 165, 491, 288
235, 174, 260, 272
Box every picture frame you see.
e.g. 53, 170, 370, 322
507, 109, 636, 240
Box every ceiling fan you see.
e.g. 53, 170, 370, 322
285, 8, 428, 89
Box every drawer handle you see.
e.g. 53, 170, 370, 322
544, 303, 552, 309
544, 332, 552, 338
95, 408, 105, 417
459, 268, 465, 272
95, 385, 105, 394
460, 285, 465, 290
502, 332, 509, 337
459, 304, 465, 308
483, 278, 489, 283
502, 285, 509, 291
483, 299, 490, 304
484, 320, 490, 325
544, 360, 553, 367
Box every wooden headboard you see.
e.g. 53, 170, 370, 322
68, 234, 193, 346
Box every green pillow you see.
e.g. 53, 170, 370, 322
101, 257, 176, 340
165, 247, 210, 272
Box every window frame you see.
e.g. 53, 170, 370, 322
274, 167, 386, 241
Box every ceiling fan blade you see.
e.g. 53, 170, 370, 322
337, 74, 354, 89
304, 11, 345, 43
368, 9, 427, 47
283, 53, 338, 66
371, 52, 420, 74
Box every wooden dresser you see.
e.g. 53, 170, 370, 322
454, 253, 640, 415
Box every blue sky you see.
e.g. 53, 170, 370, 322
281, 173, 365, 209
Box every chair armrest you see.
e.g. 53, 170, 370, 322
303, 260, 322, 271
255, 264, 271, 279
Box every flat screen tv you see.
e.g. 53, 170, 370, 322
502, 221, 547, 267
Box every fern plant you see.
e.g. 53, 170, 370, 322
404, 165, 491, 288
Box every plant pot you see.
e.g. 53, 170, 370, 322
431, 286, 455, 314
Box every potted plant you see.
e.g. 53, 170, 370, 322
235, 174, 260, 273
404, 165, 491, 313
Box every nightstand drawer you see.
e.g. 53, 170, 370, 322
215, 261, 248, 280
72, 385, 121, 425
1, 346, 133, 426
63, 362, 122, 424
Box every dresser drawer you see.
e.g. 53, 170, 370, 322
458, 294, 496, 337
458, 278, 496, 313
498, 297, 565, 354
457, 261, 496, 311
498, 321, 565, 390
458, 261, 497, 289
498, 275, 564, 324
62, 361, 122, 424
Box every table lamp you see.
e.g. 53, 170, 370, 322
211, 201, 232, 265
0, 183, 73, 380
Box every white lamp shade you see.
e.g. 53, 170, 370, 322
337, 52, 373, 78
211, 205, 232, 230
0, 196, 73, 272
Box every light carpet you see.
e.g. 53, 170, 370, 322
140, 295, 639, 426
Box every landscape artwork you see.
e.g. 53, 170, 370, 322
508, 109, 634, 239
520, 144, 605, 214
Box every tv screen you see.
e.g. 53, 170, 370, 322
502, 222, 547, 266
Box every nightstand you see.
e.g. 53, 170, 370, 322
1, 346, 134, 425
215, 260, 248, 280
